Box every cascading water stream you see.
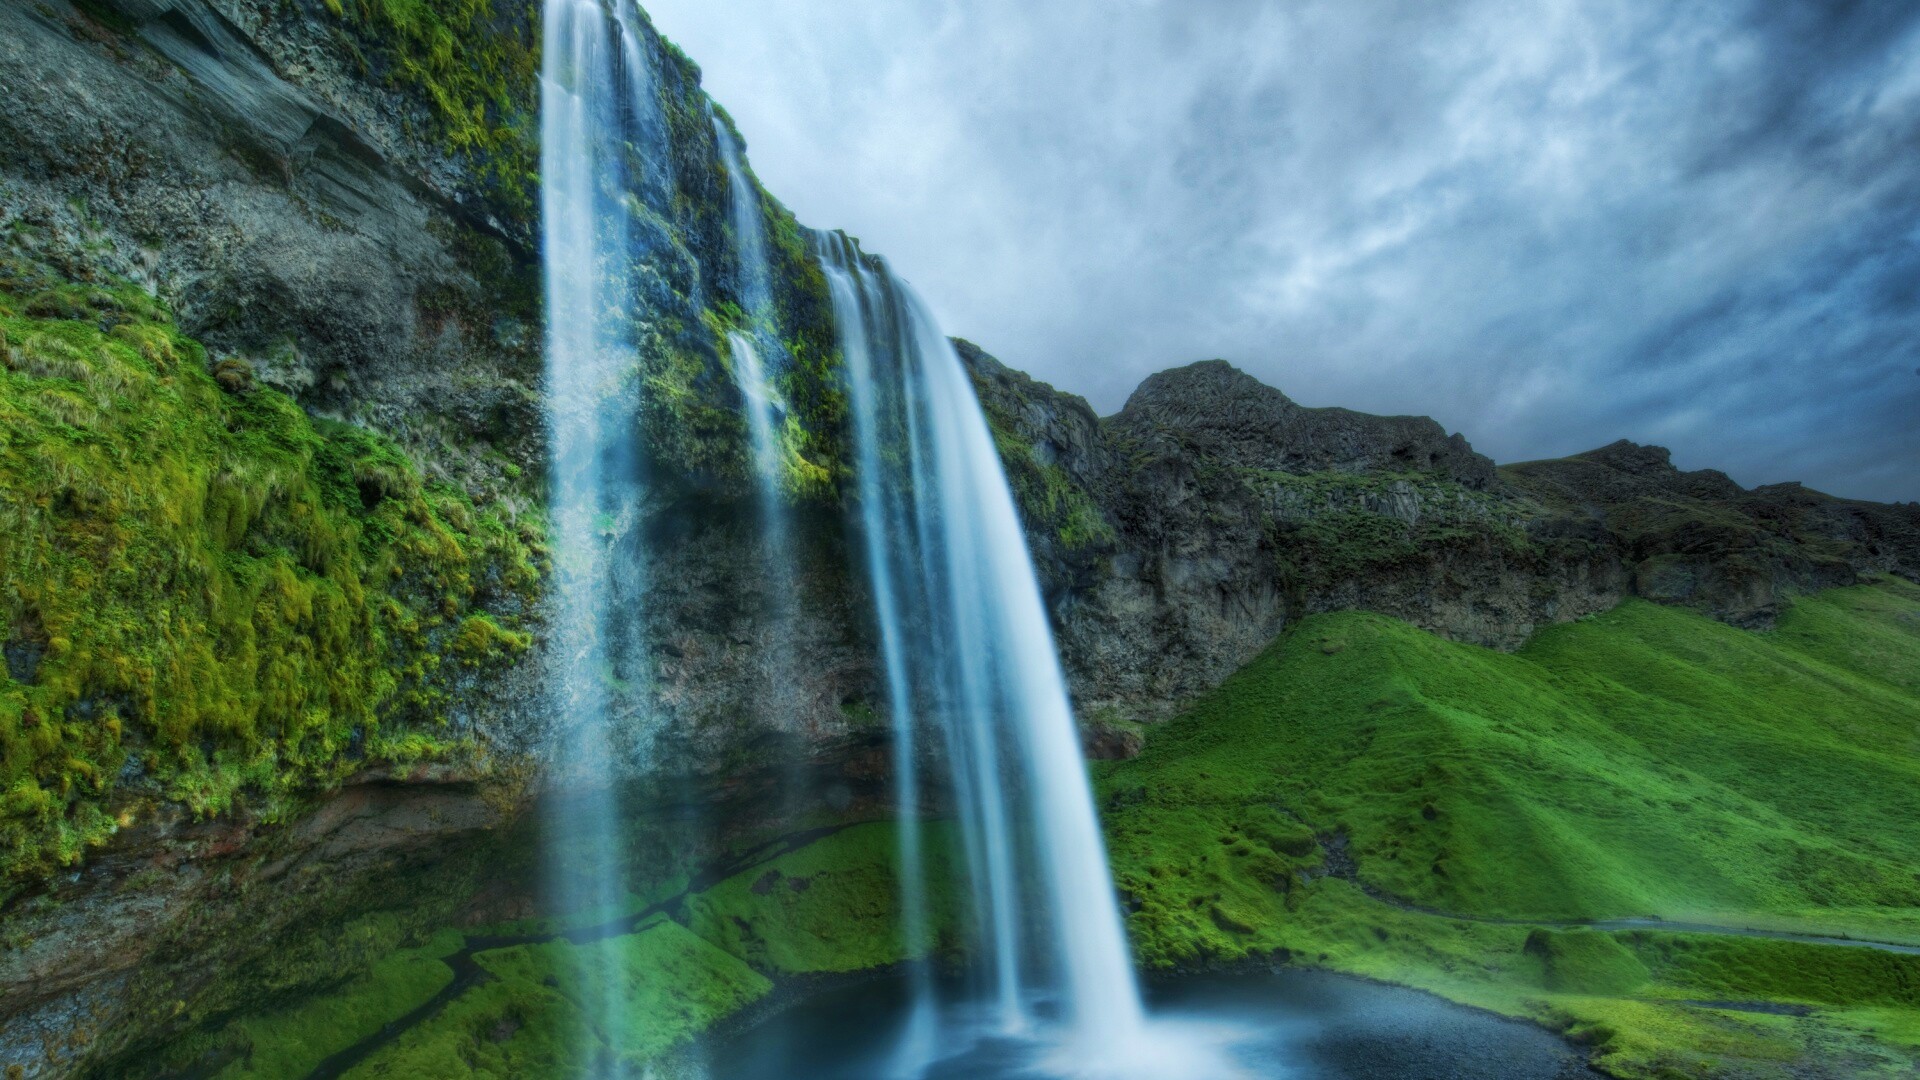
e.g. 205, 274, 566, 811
713, 116, 785, 479
714, 117, 804, 752
543, 4, 1195, 1070
816, 233, 1151, 1071
538, 0, 669, 1070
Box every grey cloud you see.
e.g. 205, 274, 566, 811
643, 0, 1920, 501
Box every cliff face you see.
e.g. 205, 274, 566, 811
1504, 441, 1920, 628
963, 349, 1920, 734
3, 0, 1919, 1075
0, 2, 873, 1072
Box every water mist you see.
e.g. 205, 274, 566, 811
714, 117, 804, 747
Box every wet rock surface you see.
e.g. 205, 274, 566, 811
0, 771, 511, 1077
0, 0, 545, 493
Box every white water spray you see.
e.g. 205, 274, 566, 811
817, 233, 1149, 1069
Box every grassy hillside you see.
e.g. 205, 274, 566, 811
1102, 576, 1920, 1077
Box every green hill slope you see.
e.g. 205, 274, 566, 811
1102, 577, 1920, 1077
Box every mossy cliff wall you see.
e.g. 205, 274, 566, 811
0, 1, 874, 1073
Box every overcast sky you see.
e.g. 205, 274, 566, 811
643, 0, 1920, 502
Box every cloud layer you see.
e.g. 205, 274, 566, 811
644, 0, 1920, 501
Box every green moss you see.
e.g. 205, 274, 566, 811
1637, 932, 1920, 1009
1286, 508, 1419, 578
196, 822, 939, 1078
976, 423, 1114, 554
324, 920, 767, 1078
684, 821, 960, 975
1242, 468, 1537, 588
212, 929, 461, 1079
0, 259, 539, 895
449, 613, 531, 666
326, 0, 538, 222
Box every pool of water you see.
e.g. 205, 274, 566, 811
708, 968, 1600, 1079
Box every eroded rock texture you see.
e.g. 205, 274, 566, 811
962, 348, 1919, 730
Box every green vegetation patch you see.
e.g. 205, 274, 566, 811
1100, 578, 1920, 1076
1240, 468, 1539, 587
174, 821, 948, 1076
684, 821, 960, 975
1105, 581, 1920, 932
0, 258, 540, 893
327, 0, 539, 222
1527, 928, 1651, 995
213, 928, 461, 1079
342, 919, 771, 1078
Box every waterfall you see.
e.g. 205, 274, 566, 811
715, 117, 804, 749
714, 113, 782, 479
538, 0, 665, 1068
815, 233, 1150, 1068
541, 0, 1162, 1069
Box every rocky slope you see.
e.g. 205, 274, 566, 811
964, 348, 1920, 733
1, 0, 1917, 1075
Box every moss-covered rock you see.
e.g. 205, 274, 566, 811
0, 254, 540, 895
324, 0, 540, 226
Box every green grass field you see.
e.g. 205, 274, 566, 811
1101, 576, 1920, 1077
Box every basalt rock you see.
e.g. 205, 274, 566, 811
1504, 441, 1920, 628
1110, 359, 1497, 488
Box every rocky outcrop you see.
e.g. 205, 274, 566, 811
1110, 359, 1497, 488
966, 351, 1919, 727
0, 0, 544, 493
0, 2, 863, 1073
1505, 441, 1920, 628
0, 767, 515, 1077
965, 351, 1617, 726
3, 0, 1917, 1073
